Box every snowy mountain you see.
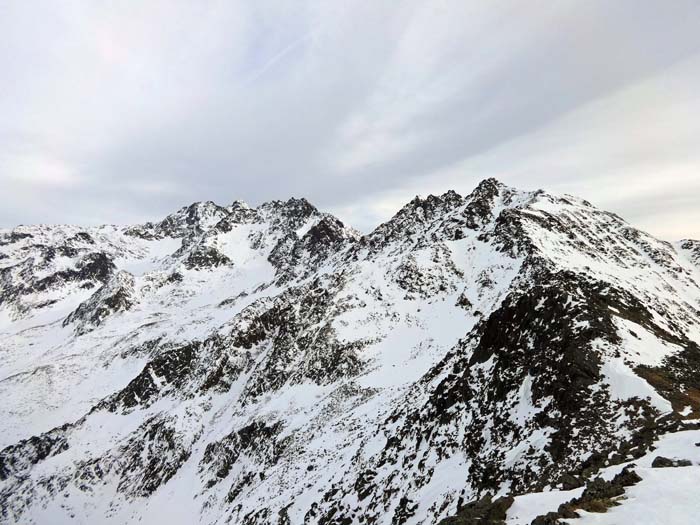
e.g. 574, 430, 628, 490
1, 179, 699, 524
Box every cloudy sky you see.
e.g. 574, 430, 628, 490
1, 0, 699, 239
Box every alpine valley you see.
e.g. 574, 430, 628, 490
2, 179, 700, 524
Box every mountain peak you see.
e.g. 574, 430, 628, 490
473, 176, 505, 193
2, 182, 699, 525
229, 199, 250, 209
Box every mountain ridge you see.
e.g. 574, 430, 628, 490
1, 178, 699, 524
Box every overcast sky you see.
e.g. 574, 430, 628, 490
1, 1, 699, 239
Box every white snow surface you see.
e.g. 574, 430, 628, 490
505, 429, 700, 525
1, 182, 699, 524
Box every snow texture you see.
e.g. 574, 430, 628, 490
1, 180, 699, 524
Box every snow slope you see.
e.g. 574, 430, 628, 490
505, 429, 700, 525
1, 180, 699, 524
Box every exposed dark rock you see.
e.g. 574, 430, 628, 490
530, 466, 642, 523
637, 342, 700, 418
35, 251, 116, 292
557, 473, 584, 490
362, 190, 466, 253
260, 197, 318, 233
115, 416, 193, 497
184, 246, 232, 269
200, 420, 285, 490
462, 178, 504, 230
63, 270, 136, 333
159, 201, 229, 237
438, 495, 513, 525
0, 425, 71, 481
267, 215, 357, 283
651, 456, 692, 468
0, 231, 33, 246
68, 232, 95, 244
103, 341, 199, 411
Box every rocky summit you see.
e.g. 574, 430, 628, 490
1, 179, 699, 524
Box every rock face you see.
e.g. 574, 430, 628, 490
63, 270, 137, 334
1, 179, 699, 524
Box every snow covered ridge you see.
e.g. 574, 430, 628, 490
0, 178, 699, 524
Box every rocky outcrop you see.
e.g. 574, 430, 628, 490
1, 180, 699, 525
63, 270, 136, 334
438, 495, 513, 525
530, 466, 642, 523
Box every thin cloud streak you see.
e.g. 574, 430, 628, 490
244, 31, 315, 85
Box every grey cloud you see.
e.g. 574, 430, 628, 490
1, 0, 699, 239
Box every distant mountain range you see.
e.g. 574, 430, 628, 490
1, 179, 699, 524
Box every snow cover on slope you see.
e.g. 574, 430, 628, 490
1, 179, 699, 525
505, 428, 700, 525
